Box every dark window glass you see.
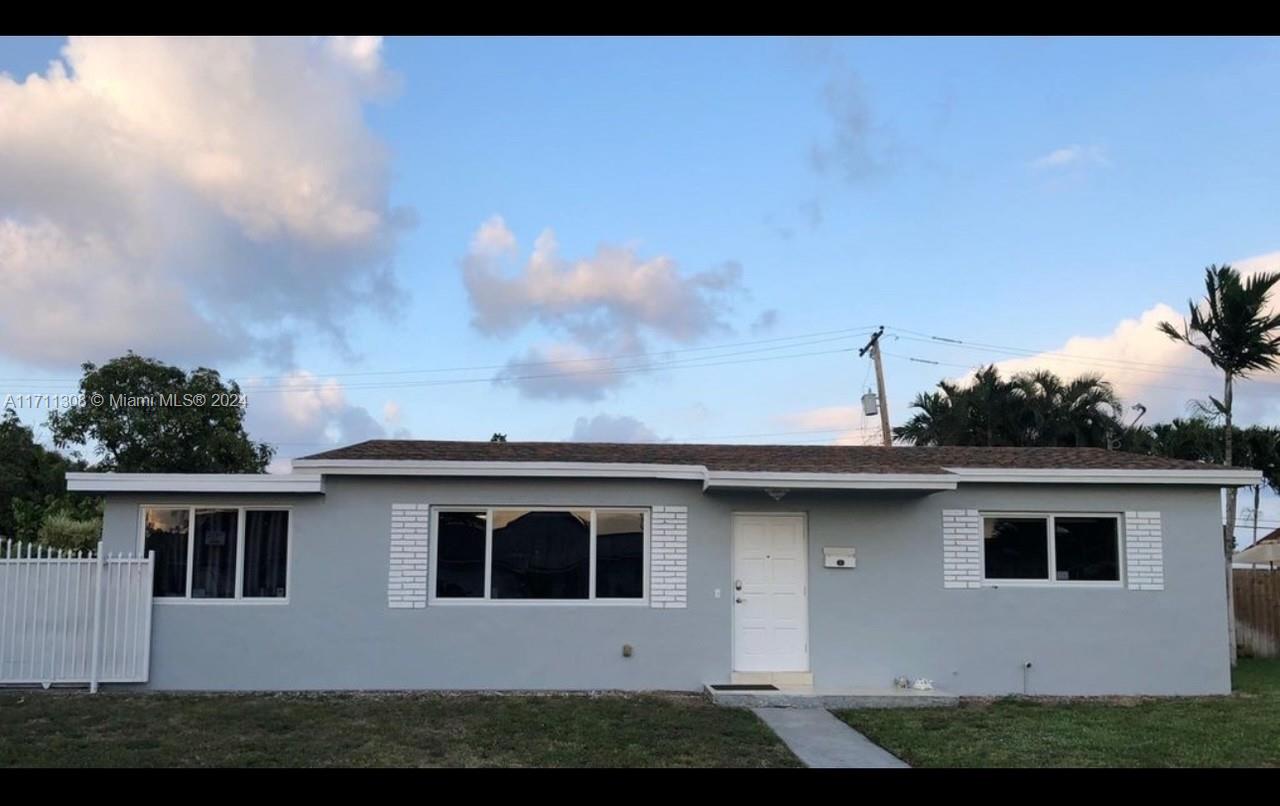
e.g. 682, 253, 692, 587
1054, 517, 1120, 581
145, 508, 189, 597
191, 509, 238, 599
491, 510, 589, 600
596, 511, 644, 598
984, 517, 1049, 580
243, 510, 289, 598
435, 511, 486, 598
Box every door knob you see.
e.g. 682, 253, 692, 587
734, 579, 743, 591
735, 597, 745, 604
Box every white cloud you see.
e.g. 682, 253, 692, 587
569, 413, 663, 443
1234, 251, 1280, 279
1031, 144, 1108, 170
976, 303, 1197, 418
469, 214, 519, 258
382, 400, 403, 427
750, 309, 780, 335
463, 217, 743, 342
810, 71, 880, 183
462, 216, 747, 400
782, 46, 893, 233
774, 255, 1280, 449
494, 341, 639, 402
777, 405, 880, 446
0, 36, 409, 368
324, 36, 386, 80
978, 251, 1280, 425
243, 371, 406, 467
792, 39, 890, 188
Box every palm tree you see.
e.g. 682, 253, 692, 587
1011, 370, 1123, 446
963, 366, 1017, 446
1159, 263, 1280, 665
894, 367, 1015, 446
893, 387, 960, 446
894, 366, 1123, 447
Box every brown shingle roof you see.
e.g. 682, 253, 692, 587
297, 440, 1221, 475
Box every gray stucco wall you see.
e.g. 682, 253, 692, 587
99, 477, 1230, 695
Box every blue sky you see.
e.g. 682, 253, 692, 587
1, 36, 1278, 515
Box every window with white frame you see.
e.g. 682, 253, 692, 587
432, 507, 646, 602
142, 507, 290, 600
982, 513, 1121, 584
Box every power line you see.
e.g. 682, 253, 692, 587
244, 344, 861, 394
883, 326, 1280, 387
242, 326, 873, 385
675, 427, 875, 441
260, 425, 880, 450
0, 325, 877, 386
885, 325, 1211, 375
12, 319, 1277, 398
0, 343, 864, 401
878, 349, 1258, 399
891, 333, 1235, 382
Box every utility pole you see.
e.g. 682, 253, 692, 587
859, 326, 892, 447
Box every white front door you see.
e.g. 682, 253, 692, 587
732, 513, 809, 672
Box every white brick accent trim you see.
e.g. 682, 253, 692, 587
1125, 511, 1164, 590
389, 503, 430, 609
650, 506, 687, 608
943, 509, 981, 589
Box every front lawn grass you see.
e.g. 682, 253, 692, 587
0, 690, 801, 768
835, 658, 1280, 767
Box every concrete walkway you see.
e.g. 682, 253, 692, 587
754, 708, 909, 768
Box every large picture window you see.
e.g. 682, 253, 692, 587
982, 513, 1121, 585
432, 508, 647, 603
141, 506, 290, 601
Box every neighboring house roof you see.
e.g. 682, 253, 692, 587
66, 441, 1263, 495
1251, 527, 1280, 547
1235, 526, 1280, 565
298, 440, 1226, 474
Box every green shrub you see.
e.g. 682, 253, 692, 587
37, 510, 101, 553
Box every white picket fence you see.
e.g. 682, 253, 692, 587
0, 541, 154, 690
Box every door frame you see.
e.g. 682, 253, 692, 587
730, 512, 810, 673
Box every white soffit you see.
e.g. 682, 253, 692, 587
944, 466, 1262, 487
290, 459, 957, 490
66, 462, 1261, 494
65, 472, 324, 494
294, 458, 1254, 487
290, 459, 709, 481
702, 471, 958, 491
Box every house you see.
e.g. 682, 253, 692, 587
67, 440, 1261, 695
1234, 526, 1280, 569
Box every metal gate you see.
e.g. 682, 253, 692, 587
0, 541, 154, 690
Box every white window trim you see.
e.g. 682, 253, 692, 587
428, 506, 650, 606
979, 511, 1125, 589
138, 504, 293, 605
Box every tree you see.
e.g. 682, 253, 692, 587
894, 366, 1125, 448
1011, 370, 1127, 448
37, 505, 103, 554
1125, 417, 1280, 548
1122, 417, 1280, 492
1237, 426, 1280, 547
894, 367, 1014, 446
490, 433, 508, 443
0, 407, 92, 543
1159, 263, 1280, 665
47, 353, 274, 473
